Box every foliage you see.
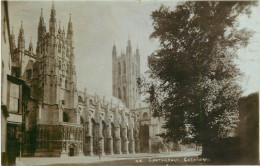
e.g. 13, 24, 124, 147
141, 1, 256, 144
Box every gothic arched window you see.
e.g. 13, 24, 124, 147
65, 80, 68, 89
58, 44, 61, 53
143, 112, 148, 119
118, 88, 121, 100
78, 96, 83, 103
123, 87, 126, 102
80, 116, 84, 125
63, 112, 69, 122
132, 62, 135, 74
123, 61, 126, 74
118, 62, 121, 75
59, 61, 61, 69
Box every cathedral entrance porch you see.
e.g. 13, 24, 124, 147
69, 144, 76, 156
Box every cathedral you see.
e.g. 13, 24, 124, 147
6, 3, 165, 157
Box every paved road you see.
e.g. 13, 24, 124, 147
17, 151, 203, 166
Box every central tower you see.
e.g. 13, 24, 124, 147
112, 38, 141, 109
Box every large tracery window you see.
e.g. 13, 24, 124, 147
118, 62, 121, 75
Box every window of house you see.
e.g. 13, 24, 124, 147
62, 100, 65, 105
9, 83, 20, 113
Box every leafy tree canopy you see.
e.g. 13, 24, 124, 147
141, 1, 256, 144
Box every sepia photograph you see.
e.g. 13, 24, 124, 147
1, 0, 259, 165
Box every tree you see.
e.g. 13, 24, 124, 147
142, 1, 256, 150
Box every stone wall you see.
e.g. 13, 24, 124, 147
34, 124, 83, 157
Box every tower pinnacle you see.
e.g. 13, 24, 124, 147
18, 21, 25, 50
112, 41, 117, 57
58, 21, 61, 34
52, 0, 55, 10
38, 8, 46, 42
29, 37, 33, 53
49, 1, 57, 35
126, 36, 132, 55
67, 14, 73, 44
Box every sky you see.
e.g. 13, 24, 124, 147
8, 0, 260, 97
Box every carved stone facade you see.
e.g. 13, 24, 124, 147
35, 124, 83, 157
77, 89, 137, 155
10, 3, 83, 157
9, 2, 165, 157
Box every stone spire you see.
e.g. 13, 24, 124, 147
38, 8, 46, 42
136, 44, 140, 78
112, 41, 117, 58
18, 21, 25, 50
126, 36, 132, 55
67, 13, 73, 44
28, 37, 33, 53
58, 21, 61, 34
49, 1, 56, 35
136, 44, 139, 56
